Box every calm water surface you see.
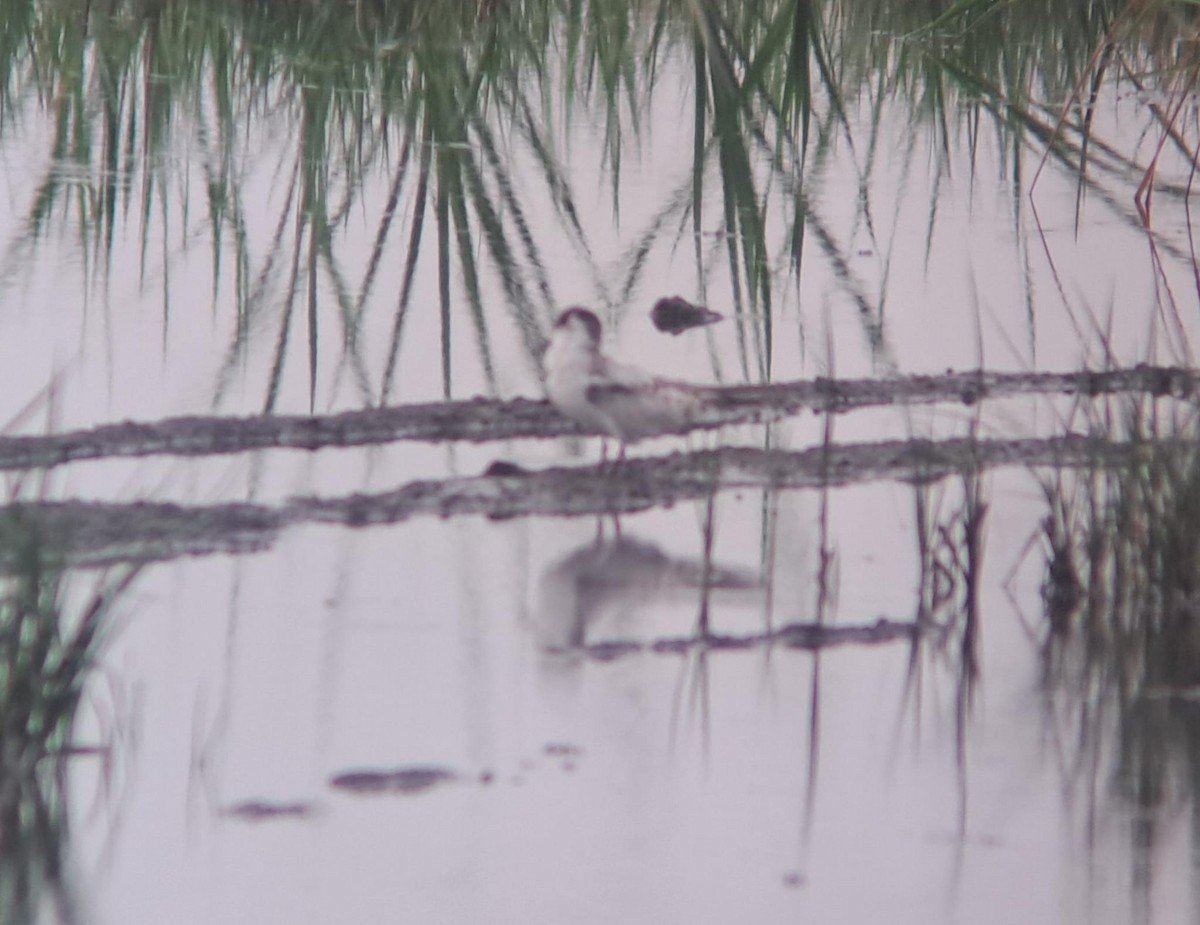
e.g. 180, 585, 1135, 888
2, 3, 1198, 923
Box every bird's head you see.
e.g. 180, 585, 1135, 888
553, 307, 603, 348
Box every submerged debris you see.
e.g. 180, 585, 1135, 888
551, 617, 918, 660
0, 434, 1157, 571
221, 800, 316, 821
330, 766, 457, 795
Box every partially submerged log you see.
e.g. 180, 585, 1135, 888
0, 364, 1192, 471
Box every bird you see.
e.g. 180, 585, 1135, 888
543, 307, 704, 454
649, 296, 723, 335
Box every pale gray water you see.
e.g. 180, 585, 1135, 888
1, 7, 1198, 924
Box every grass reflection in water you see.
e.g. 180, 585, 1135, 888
0, 0, 1199, 922
0, 510, 138, 925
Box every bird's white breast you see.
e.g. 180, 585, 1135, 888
544, 332, 618, 436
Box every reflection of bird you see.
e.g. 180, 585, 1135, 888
650, 296, 723, 335
535, 535, 761, 651
543, 307, 705, 450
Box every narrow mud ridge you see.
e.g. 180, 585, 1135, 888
553, 618, 919, 659
0, 364, 1192, 471
0, 434, 1148, 570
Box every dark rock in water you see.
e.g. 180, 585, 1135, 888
483, 459, 528, 477
330, 766, 457, 795
650, 296, 723, 335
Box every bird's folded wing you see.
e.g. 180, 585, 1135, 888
585, 379, 701, 438
601, 358, 656, 388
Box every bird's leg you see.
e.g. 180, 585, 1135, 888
609, 441, 628, 536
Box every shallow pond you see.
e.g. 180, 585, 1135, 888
2, 2, 1200, 923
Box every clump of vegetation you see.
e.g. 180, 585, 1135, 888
1035, 396, 1200, 869
1039, 398, 1200, 692
0, 511, 139, 925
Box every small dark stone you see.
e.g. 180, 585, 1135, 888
484, 460, 527, 477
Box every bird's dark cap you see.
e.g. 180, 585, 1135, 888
555, 306, 603, 344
